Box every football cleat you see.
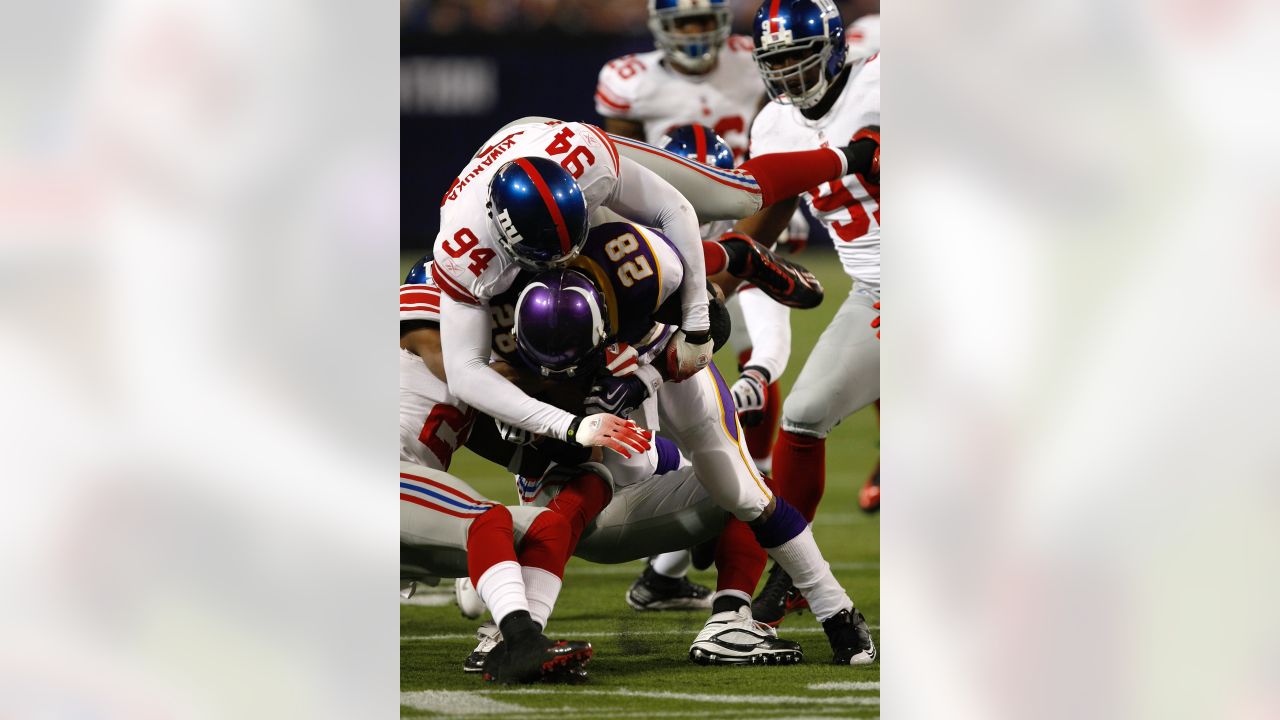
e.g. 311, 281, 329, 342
462, 621, 502, 673
823, 608, 877, 665
626, 563, 713, 611
688, 606, 804, 665
481, 635, 594, 684
859, 462, 880, 513
751, 562, 810, 627
724, 233, 824, 309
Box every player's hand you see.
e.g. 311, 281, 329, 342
567, 413, 652, 458
585, 375, 648, 417
843, 126, 880, 185
604, 342, 639, 377
730, 366, 771, 427
664, 329, 713, 382
495, 418, 536, 446
871, 301, 880, 339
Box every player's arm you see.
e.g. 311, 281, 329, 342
607, 156, 713, 379
731, 195, 798, 247
400, 325, 448, 381
440, 295, 650, 456
603, 117, 645, 141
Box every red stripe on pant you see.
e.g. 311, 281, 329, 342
771, 430, 826, 522
467, 505, 517, 588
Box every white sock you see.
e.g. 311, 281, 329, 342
766, 526, 853, 622
650, 550, 692, 578
521, 566, 562, 631
475, 560, 528, 627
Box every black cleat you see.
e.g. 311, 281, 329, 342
751, 562, 809, 627
462, 621, 502, 673
823, 608, 877, 665
481, 634, 594, 684
626, 563, 712, 611
729, 236, 824, 309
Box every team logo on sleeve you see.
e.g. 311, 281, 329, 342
496, 208, 524, 245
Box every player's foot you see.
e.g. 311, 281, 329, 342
859, 462, 880, 513
751, 562, 810, 627
455, 576, 486, 619
626, 563, 713, 611
823, 608, 877, 665
481, 635, 594, 684
462, 621, 502, 673
688, 606, 804, 665
725, 235, 824, 309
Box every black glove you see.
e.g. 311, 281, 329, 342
585, 374, 649, 417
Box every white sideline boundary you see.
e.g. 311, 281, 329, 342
402, 625, 878, 641
400, 691, 872, 719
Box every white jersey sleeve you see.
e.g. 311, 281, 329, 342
595, 53, 659, 120
605, 155, 709, 333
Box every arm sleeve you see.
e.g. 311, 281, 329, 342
736, 288, 792, 380
606, 156, 710, 333
440, 295, 576, 440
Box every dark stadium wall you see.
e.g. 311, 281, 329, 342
401, 33, 651, 251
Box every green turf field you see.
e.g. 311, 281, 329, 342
400, 249, 879, 718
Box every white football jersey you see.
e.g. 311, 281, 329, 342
400, 283, 472, 470
749, 55, 881, 289
846, 14, 880, 60
595, 37, 765, 161
433, 120, 622, 305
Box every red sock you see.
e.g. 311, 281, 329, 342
772, 429, 826, 522
546, 472, 612, 550
743, 382, 781, 461
715, 517, 769, 596
466, 505, 517, 588
703, 240, 729, 275
517, 510, 573, 578
739, 148, 843, 207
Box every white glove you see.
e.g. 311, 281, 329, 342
663, 329, 712, 382
566, 413, 652, 458
730, 365, 770, 427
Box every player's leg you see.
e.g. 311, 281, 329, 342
860, 401, 881, 513
754, 286, 880, 629
656, 365, 874, 665
733, 287, 791, 474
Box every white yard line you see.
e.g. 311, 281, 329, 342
807, 681, 881, 691
564, 561, 878, 576
478, 687, 880, 706
402, 625, 878, 641
400, 690, 528, 715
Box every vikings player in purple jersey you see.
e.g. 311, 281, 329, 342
511, 223, 876, 666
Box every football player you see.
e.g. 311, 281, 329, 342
400, 462, 592, 683
724, 0, 882, 627
507, 226, 876, 666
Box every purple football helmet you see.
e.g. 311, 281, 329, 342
513, 269, 608, 377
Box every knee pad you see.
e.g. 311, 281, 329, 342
781, 391, 836, 438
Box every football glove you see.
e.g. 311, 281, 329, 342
730, 365, 771, 427
604, 342, 639, 377
664, 329, 713, 381
566, 413, 652, 458
585, 375, 648, 417
871, 301, 880, 339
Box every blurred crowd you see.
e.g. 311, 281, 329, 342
402, 0, 878, 35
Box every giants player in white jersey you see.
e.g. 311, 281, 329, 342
400, 461, 593, 683
596, 0, 762, 161
724, 0, 883, 626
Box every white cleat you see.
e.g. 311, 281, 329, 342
462, 621, 502, 673
688, 606, 804, 665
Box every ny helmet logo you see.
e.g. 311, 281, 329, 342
496, 208, 524, 244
